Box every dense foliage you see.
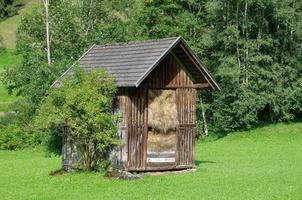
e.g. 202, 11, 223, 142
35, 69, 118, 170
0, 114, 39, 150
139, 0, 302, 135
3, 0, 139, 126
2, 0, 302, 139
0, 0, 20, 20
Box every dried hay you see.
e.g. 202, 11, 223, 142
147, 130, 176, 153
148, 90, 179, 133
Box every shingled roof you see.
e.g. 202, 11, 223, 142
51, 37, 219, 89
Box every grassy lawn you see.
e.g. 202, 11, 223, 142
0, 0, 39, 49
0, 123, 301, 200
0, 49, 22, 112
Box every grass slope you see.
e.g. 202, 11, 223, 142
0, 123, 301, 200
0, 49, 22, 112
0, 0, 37, 111
0, 0, 39, 49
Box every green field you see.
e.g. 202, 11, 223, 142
0, 0, 39, 49
0, 123, 301, 200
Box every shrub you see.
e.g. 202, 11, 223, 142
0, 114, 38, 150
0, 0, 17, 20
35, 68, 119, 171
0, 124, 24, 150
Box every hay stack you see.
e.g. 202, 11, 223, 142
148, 90, 179, 133
147, 130, 177, 153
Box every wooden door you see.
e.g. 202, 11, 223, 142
126, 88, 147, 170
176, 88, 196, 167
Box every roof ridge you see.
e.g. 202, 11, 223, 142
94, 37, 180, 48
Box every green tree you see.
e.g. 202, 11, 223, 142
139, 0, 302, 134
35, 69, 118, 171
3, 0, 302, 139
0, 0, 17, 19
203, 0, 302, 133
3, 0, 139, 128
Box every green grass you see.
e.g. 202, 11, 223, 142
0, 0, 36, 111
0, 49, 22, 112
0, 0, 39, 49
0, 49, 22, 70
0, 123, 302, 200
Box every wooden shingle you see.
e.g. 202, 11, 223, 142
51, 37, 219, 89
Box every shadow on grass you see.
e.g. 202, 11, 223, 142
195, 160, 216, 167
49, 169, 68, 176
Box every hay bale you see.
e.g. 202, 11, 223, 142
148, 90, 179, 133
147, 130, 176, 153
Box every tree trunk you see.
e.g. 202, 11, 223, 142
244, 0, 249, 85
43, 0, 51, 64
236, 1, 242, 84
62, 134, 80, 172
200, 97, 208, 136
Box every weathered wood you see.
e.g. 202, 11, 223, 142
175, 87, 196, 167
194, 83, 210, 88
124, 88, 147, 170
142, 54, 194, 88
113, 52, 200, 171
62, 135, 80, 172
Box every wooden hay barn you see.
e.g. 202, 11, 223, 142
52, 37, 219, 172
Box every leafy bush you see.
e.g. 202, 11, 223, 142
0, 0, 17, 20
35, 69, 119, 171
0, 124, 24, 150
0, 114, 39, 150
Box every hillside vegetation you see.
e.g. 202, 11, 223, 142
0, 49, 21, 111
0, 0, 37, 111
1, 0, 300, 139
0, 123, 301, 200
0, 0, 39, 49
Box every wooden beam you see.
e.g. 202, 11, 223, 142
194, 83, 210, 89
145, 84, 209, 89
179, 44, 215, 89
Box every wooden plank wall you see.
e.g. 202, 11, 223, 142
111, 90, 128, 169
116, 53, 197, 171
142, 54, 194, 88
176, 88, 196, 167
125, 88, 148, 170
143, 53, 196, 168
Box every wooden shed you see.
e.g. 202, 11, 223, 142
53, 37, 219, 172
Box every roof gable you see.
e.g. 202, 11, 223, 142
51, 37, 219, 90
